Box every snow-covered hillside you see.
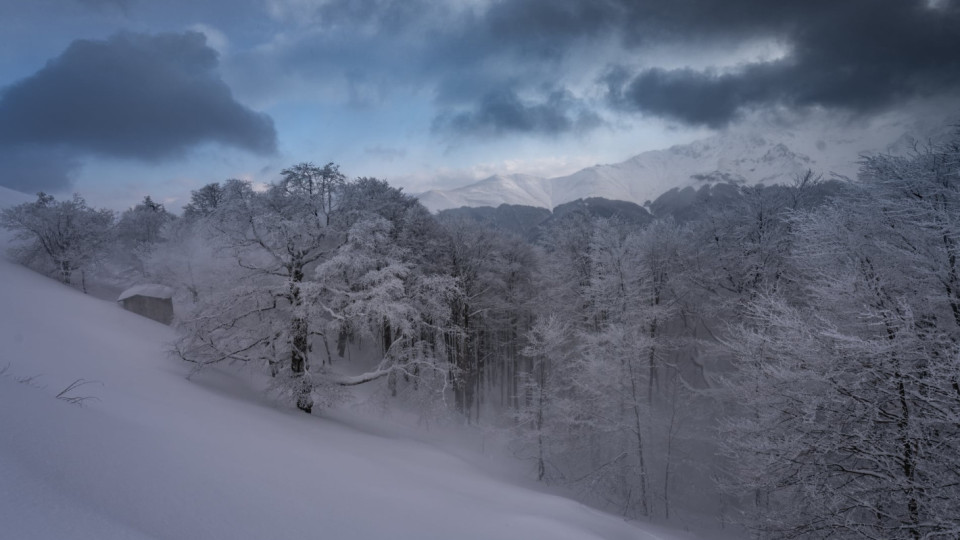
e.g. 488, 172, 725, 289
0, 185, 32, 205
0, 186, 33, 245
417, 120, 948, 212
0, 192, 700, 539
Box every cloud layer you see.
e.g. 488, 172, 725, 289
250, 0, 960, 133
2, 0, 958, 194
0, 31, 276, 191
604, 0, 960, 126
433, 88, 601, 137
0, 145, 80, 193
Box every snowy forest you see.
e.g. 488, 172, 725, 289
3, 134, 960, 539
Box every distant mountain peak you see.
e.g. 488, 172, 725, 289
417, 121, 948, 213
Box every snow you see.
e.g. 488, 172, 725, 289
0, 185, 33, 207
0, 185, 33, 245
419, 173, 552, 213
417, 119, 951, 213
117, 283, 174, 301
0, 188, 700, 539
416, 130, 827, 212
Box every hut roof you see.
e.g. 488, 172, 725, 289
118, 284, 174, 302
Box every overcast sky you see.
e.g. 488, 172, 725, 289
0, 0, 957, 210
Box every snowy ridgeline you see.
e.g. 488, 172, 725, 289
416, 117, 953, 212
3, 134, 960, 539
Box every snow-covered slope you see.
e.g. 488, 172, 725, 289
0, 185, 33, 206
417, 121, 946, 212
0, 186, 34, 245
0, 190, 699, 538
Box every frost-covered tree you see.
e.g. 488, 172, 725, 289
175, 167, 456, 415
579, 218, 657, 516
144, 216, 222, 305
514, 315, 582, 481
688, 185, 793, 311
434, 219, 499, 419
175, 170, 344, 412
314, 214, 458, 409
576, 218, 691, 517
117, 196, 176, 247
0, 193, 114, 291
182, 182, 225, 221
721, 136, 960, 539
115, 195, 177, 276
519, 216, 697, 519
484, 232, 541, 412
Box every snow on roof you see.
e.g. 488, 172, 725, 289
117, 284, 174, 301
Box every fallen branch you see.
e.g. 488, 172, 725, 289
56, 378, 102, 406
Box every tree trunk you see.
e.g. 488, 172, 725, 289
291, 314, 312, 413
289, 264, 313, 414
627, 358, 650, 517
897, 373, 920, 540
58, 259, 72, 285
647, 317, 658, 404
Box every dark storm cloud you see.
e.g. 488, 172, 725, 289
0, 145, 80, 193
427, 0, 959, 133
603, 64, 787, 128
476, 0, 618, 60
604, 0, 960, 125
433, 88, 601, 137
243, 0, 617, 138
446, 0, 960, 128
0, 31, 276, 191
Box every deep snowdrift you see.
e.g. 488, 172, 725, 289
0, 190, 697, 539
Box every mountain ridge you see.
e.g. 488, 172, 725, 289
417, 121, 949, 213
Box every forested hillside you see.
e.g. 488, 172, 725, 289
4, 135, 959, 538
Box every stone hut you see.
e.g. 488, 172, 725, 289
117, 284, 175, 325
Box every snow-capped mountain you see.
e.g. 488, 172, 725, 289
418, 173, 553, 212
549, 131, 820, 208
417, 120, 946, 212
